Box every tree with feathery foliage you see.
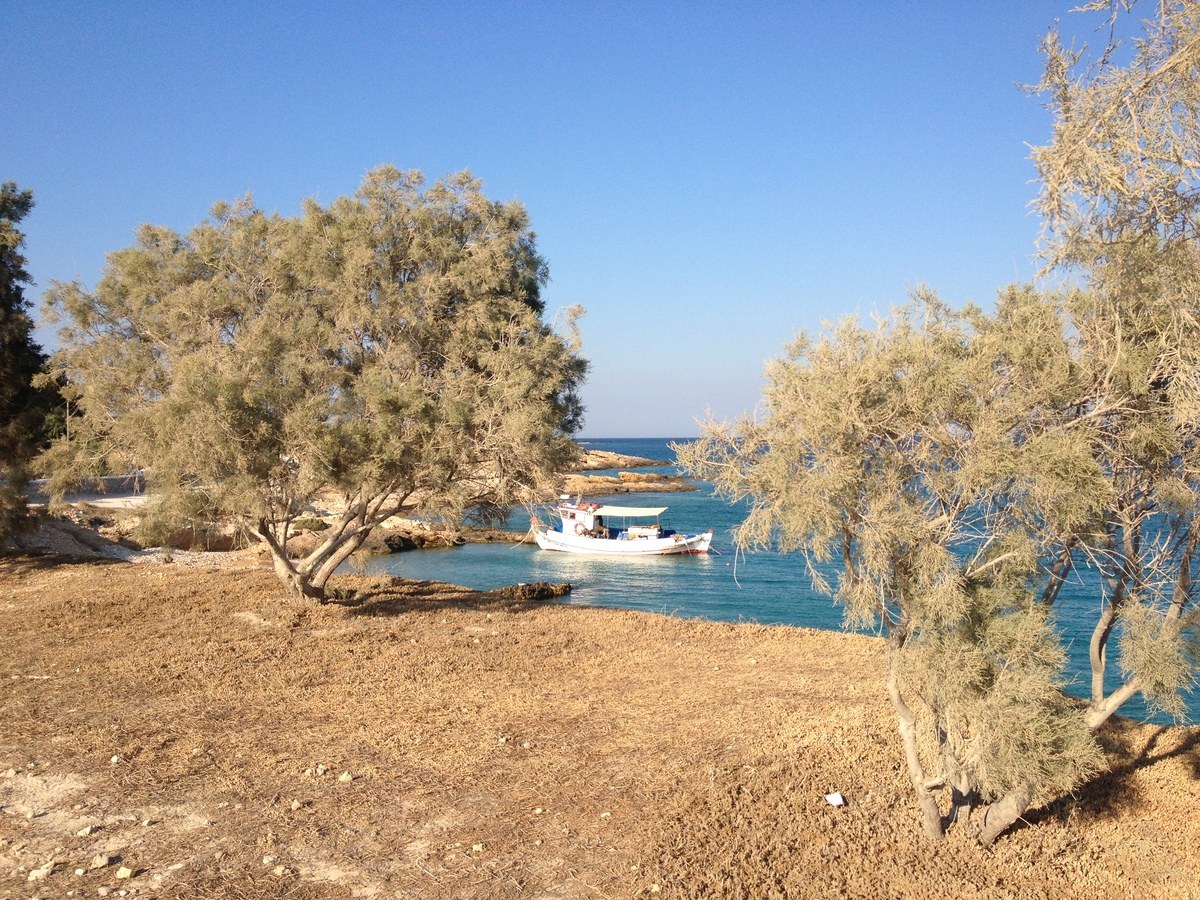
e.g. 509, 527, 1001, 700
43, 167, 587, 599
680, 1, 1200, 843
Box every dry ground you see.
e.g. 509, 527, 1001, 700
1, 555, 1198, 899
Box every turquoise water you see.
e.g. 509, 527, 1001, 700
364, 438, 1195, 726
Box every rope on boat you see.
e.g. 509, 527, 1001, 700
514, 503, 543, 548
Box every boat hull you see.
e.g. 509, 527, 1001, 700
535, 528, 713, 555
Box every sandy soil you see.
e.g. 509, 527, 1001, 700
1, 552, 1198, 899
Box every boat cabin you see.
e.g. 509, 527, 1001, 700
553, 497, 672, 541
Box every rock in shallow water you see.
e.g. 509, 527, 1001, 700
491, 582, 572, 601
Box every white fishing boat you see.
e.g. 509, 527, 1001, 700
534, 497, 713, 555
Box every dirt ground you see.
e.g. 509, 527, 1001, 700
2, 552, 1199, 899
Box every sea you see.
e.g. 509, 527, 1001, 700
363, 437, 1197, 727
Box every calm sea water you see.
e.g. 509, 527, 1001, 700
364, 437, 1195, 726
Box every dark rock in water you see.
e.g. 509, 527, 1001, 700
492, 581, 572, 601
382, 527, 524, 552
380, 530, 468, 553
383, 532, 419, 553
462, 527, 528, 544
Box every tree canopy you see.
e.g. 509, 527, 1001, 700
680, 290, 1109, 842
1, 181, 59, 539
1030, 0, 1200, 728
681, 1, 1200, 845
43, 167, 587, 598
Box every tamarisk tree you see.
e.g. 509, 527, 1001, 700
679, 290, 1107, 844
681, 1, 1200, 844
42, 167, 586, 598
1032, 0, 1200, 727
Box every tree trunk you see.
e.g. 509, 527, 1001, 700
1088, 543, 1194, 730
945, 771, 978, 831
977, 785, 1031, 844
1089, 603, 1119, 705
1086, 675, 1142, 730
311, 528, 371, 592
269, 550, 324, 600
887, 662, 944, 841
253, 518, 326, 601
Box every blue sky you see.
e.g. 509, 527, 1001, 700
5, 1, 1084, 436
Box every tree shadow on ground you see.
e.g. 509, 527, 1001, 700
1023, 722, 1200, 830
325, 573, 572, 618
0, 552, 124, 578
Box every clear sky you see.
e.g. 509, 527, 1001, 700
5, 1, 1086, 437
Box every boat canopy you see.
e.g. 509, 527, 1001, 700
591, 505, 667, 518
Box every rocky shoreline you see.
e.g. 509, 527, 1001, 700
561, 470, 697, 497
12, 446, 699, 558
574, 448, 670, 470
563, 446, 697, 498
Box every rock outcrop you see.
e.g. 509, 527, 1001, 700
574, 449, 670, 471
561, 471, 698, 497
489, 581, 572, 601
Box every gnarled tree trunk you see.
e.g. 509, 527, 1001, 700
252, 517, 330, 601
886, 651, 944, 841
977, 785, 1032, 845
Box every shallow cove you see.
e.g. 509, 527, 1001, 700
362, 437, 1198, 726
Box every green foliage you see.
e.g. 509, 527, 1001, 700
1030, 0, 1200, 729
292, 517, 330, 533
679, 291, 1107, 839
1117, 602, 1199, 719
42, 167, 587, 596
0, 181, 61, 540
1032, 1, 1200, 269
903, 596, 1101, 802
